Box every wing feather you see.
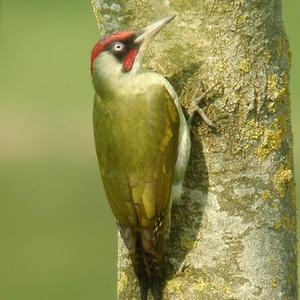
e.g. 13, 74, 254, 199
93, 77, 179, 250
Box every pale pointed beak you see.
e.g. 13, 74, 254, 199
134, 14, 176, 45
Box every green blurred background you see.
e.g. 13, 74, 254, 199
0, 1, 298, 299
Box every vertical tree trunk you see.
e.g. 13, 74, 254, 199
91, 0, 297, 299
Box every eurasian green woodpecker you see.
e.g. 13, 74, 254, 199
91, 15, 191, 300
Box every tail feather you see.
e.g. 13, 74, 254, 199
150, 275, 163, 300
138, 262, 149, 300
131, 239, 164, 300
145, 252, 163, 300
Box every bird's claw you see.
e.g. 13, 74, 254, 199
187, 82, 223, 130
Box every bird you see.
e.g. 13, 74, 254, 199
91, 14, 191, 300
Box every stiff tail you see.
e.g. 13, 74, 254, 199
131, 239, 164, 300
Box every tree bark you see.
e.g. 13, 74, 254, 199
91, 0, 297, 299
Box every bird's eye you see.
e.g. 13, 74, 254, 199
113, 42, 125, 52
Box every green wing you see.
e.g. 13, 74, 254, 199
93, 80, 179, 251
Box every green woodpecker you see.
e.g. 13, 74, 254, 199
91, 15, 191, 300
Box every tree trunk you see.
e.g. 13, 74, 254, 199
91, 0, 297, 299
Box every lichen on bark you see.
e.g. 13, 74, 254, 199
91, 0, 297, 299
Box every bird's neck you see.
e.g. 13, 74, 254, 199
92, 52, 144, 98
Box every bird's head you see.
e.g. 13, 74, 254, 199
90, 14, 176, 78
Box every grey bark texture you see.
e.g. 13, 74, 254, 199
91, 0, 297, 299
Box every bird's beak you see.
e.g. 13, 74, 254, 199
130, 14, 176, 72
134, 14, 176, 45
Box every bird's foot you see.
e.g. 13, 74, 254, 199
186, 82, 223, 130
